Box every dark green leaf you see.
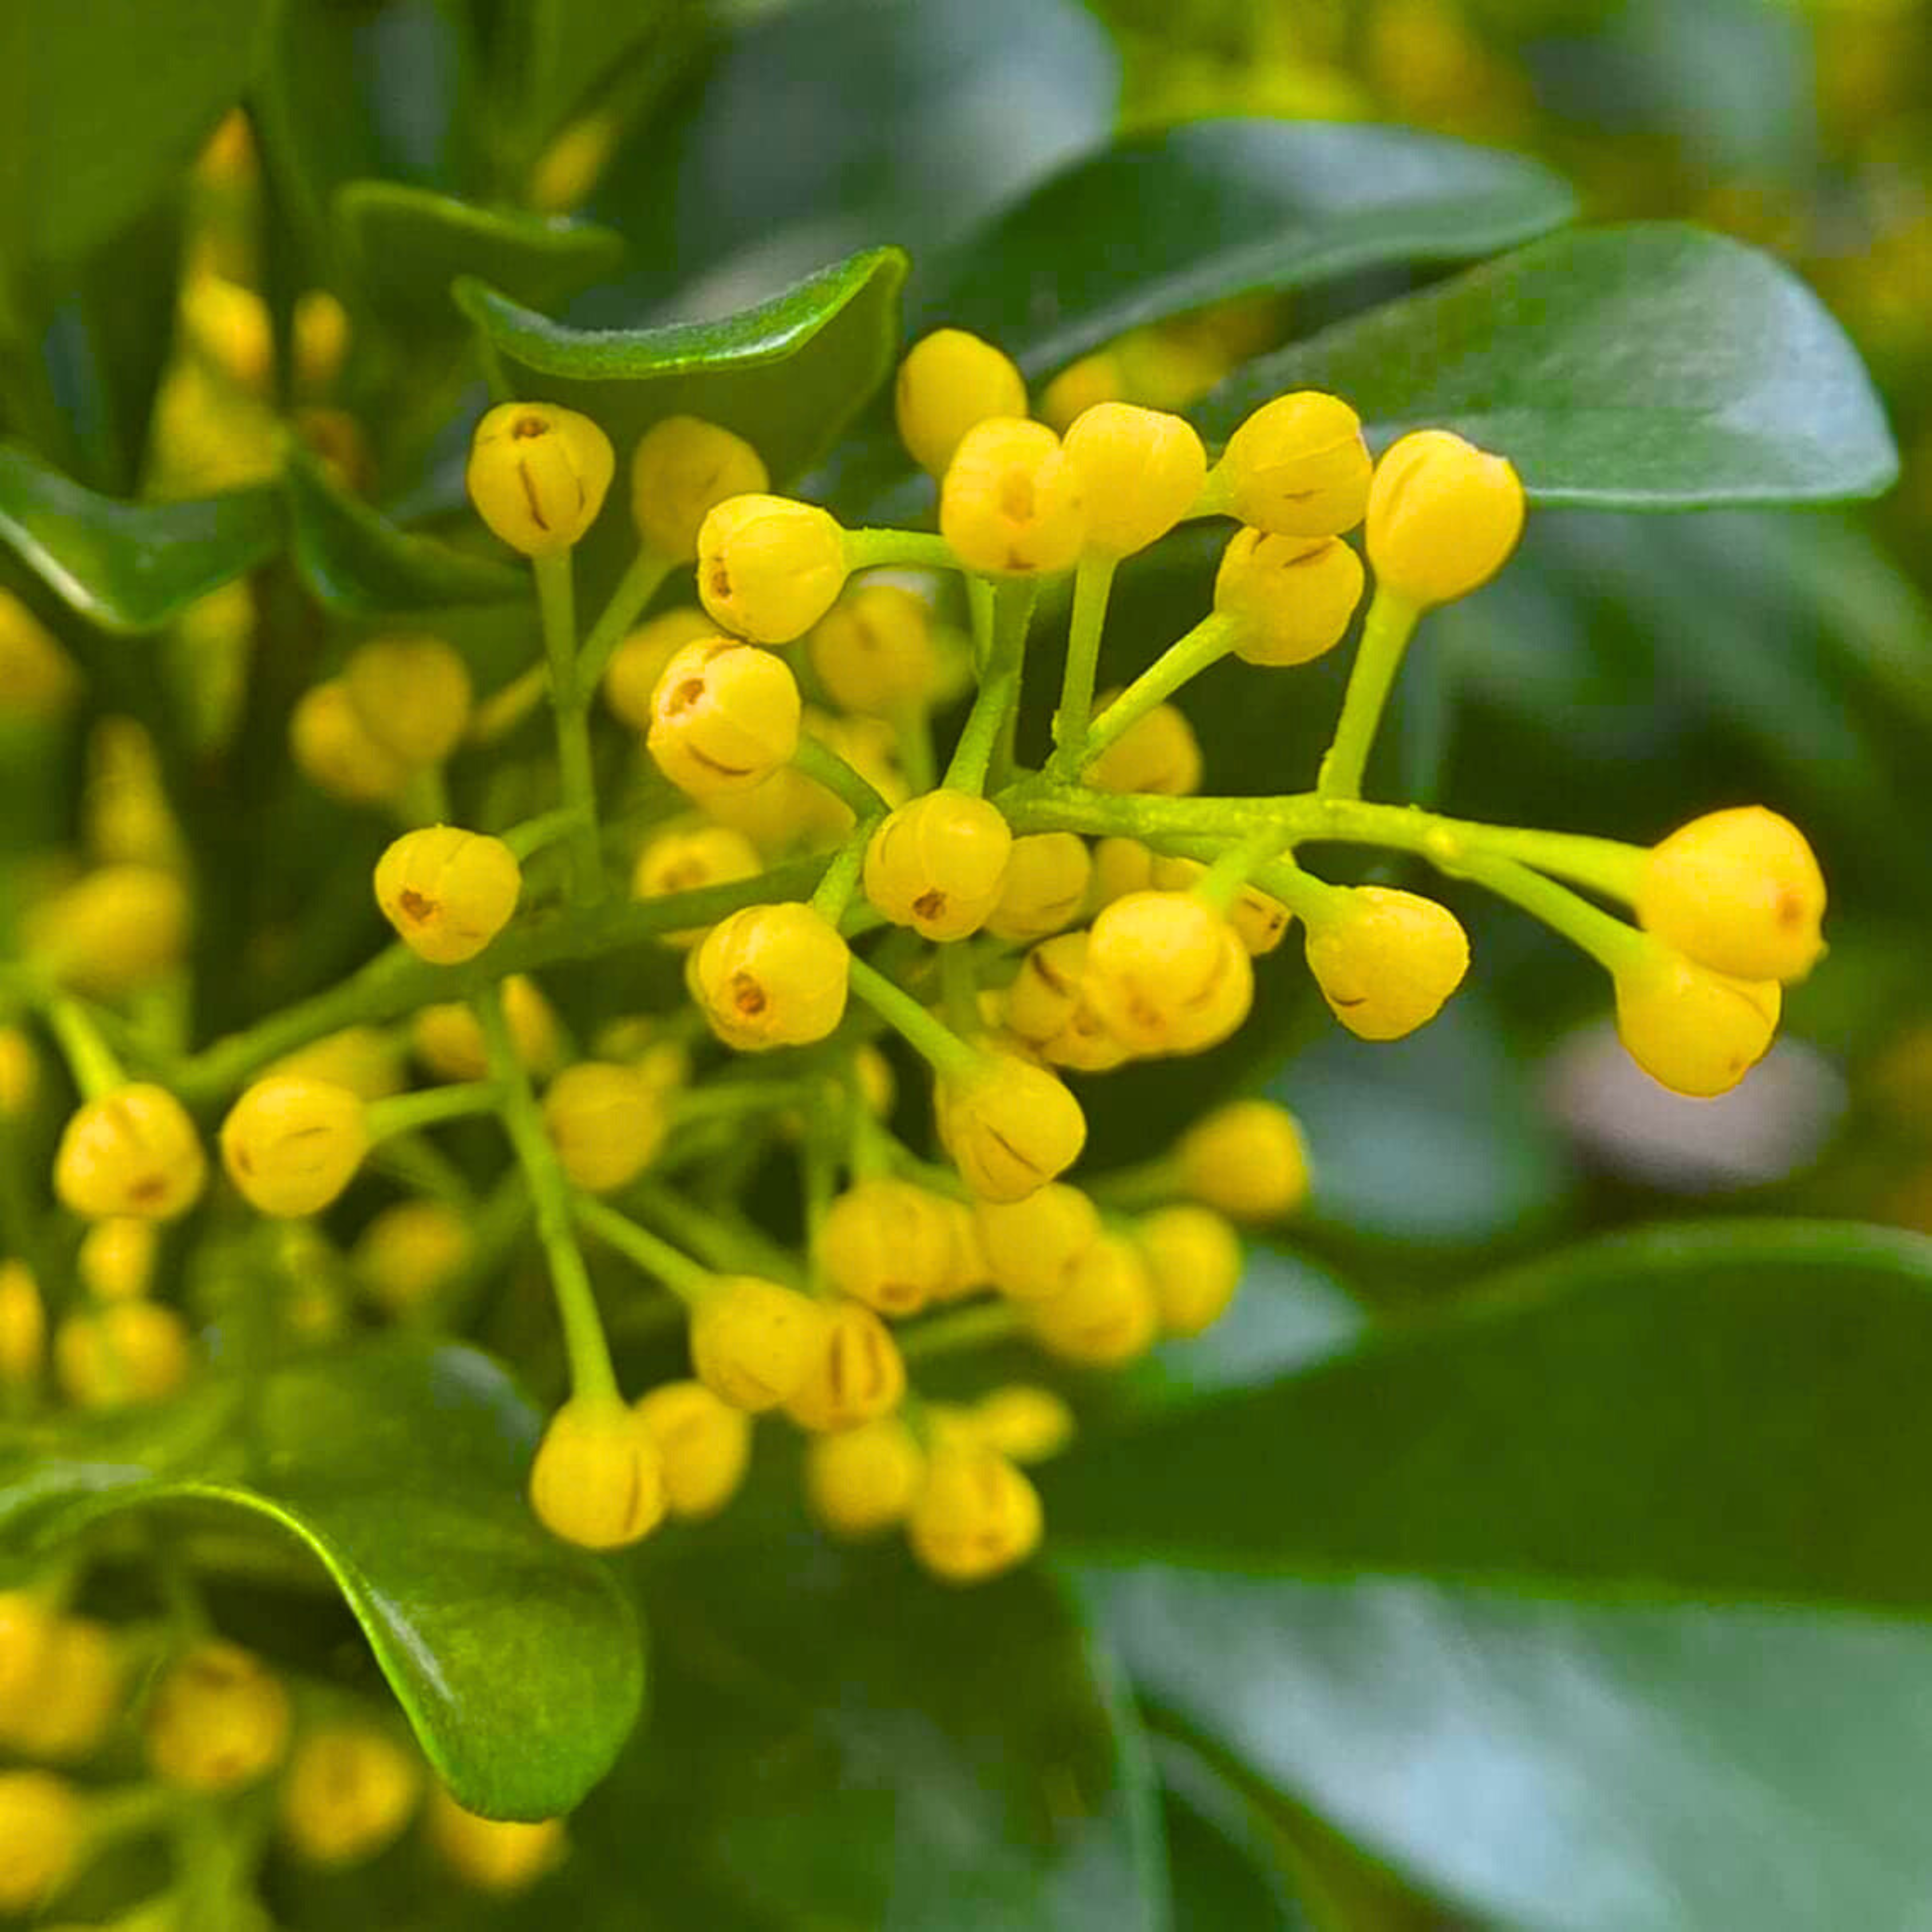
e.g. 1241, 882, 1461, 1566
0, 444, 281, 635
511, 0, 685, 149
1200, 223, 1898, 507
1048, 1221, 1932, 1611
0, 1339, 642, 1820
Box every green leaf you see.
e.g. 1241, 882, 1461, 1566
1048, 1221, 1932, 1612
0, 1339, 642, 1820
1199, 223, 1898, 507
0, 444, 281, 635
283, 444, 529, 617
913, 118, 1578, 377
509, 0, 685, 149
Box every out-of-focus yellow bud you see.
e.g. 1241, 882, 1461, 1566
633, 1380, 753, 1520
343, 637, 473, 768
1613, 948, 1781, 1099
939, 418, 1088, 576
1062, 402, 1207, 558
1026, 1234, 1159, 1365
0, 1615, 124, 1760
808, 583, 942, 715
181, 270, 274, 393
0, 592, 80, 717
805, 1417, 925, 1537
527, 112, 616, 211
1038, 350, 1124, 433
815, 1178, 957, 1317
293, 288, 351, 393
353, 1199, 471, 1314
1635, 807, 1826, 985
0, 1027, 38, 1118
76, 1217, 157, 1301
986, 833, 1092, 943
974, 1183, 1102, 1302
54, 1085, 207, 1222
428, 1785, 565, 1892
630, 416, 769, 562
895, 329, 1028, 477
1365, 428, 1524, 607
528, 1396, 665, 1550
290, 680, 412, 806
0, 1770, 85, 1913
25, 864, 190, 999
1136, 1204, 1243, 1337
690, 1277, 832, 1412
783, 1299, 907, 1432
1085, 696, 1202, 796
413, 975, 560, 1082
0, 1261, 45, 1387
267, 1025, 406, 1102
1303, 886, 1468, 1040
374, 825, 522, 966
85, 717, 181, 870
631, 822, 763, 946
1174, 1100, 1310, 1222
907, 1444, 1042, 1585
145, 1641, 291, 1792
54, 1301, 192, 1408
279, 1724, 422, 1867
467, 401, 615, 557
220, 1077, 368, 1217
1210, 391, 1372, 537
540, 1061, 667, 1192
970, 1385, 1075, 1463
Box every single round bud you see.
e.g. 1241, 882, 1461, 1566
1026, 1234, 1159, 1366
76, 1216, 158, 1302
0, 1262, 45, 1386
814, 1179, 957, 1317
970, 1385, 1076, 1463
280, 1724, 422, 1867
467, 400, 615, 556
1365, 428, 1525, 606
939, 417, 1088, 576
648, 637, 802, 796
290, 680, 412, 805
1213, 391, 1372, 538
528, 1396, 665, 1549
1136, 1204, 1243, 1337
145, 1640, 291, 1792
907, 1444, 1043, 1585
985, 833, 1092, 943
602, 606, 717, 730
0, 1026, 38, 1118
353, 1199, 471, 1314
1083, 891, 1253, 1056
1003, 931, 1090, 1045
852, 1041, 896, 1120
804, 1418, 925, 1538
428, 1785, 564, 1892
784, 1300, 907, 1433
630, 415, 768, 561
863, 789, 1014, 942
633, 1380, 752, 1519
895, 329, 1028, 477
631, 823, 762, 947
268, 1025, 406, 1102
221, 1076, 368, 1217
1174, 1100, 1310, 1222
540, 1061, 667, 1193
974, 1182, 1102, 1301
690, 1276, 832, 1412
1085, 836, 1155, 914
932, 1195, 995, 1301
1212, 529, 1365, 666
1304, 886, 1469, 1040
697, 495, 849, 643
1, 1614, 123, 1760
0, 1591, 54, 1721
413, 975, 560, 1083
25, 864, 190, 999
293, 286, 350, 391
1636, 807, 1826, 985
1149, 855, 1290, 955
935, 1053, 1087, 1203
693, 902, 850, 1052
808, 583, 942, 715
0, 1771, 85, 1912
1613, 950, 1781, 1099
86, 715, 181, 870
54, 1301, 192, 1408
342, 637, 472, 767
374, 825, 522, 965
0, 591, 80, 718
1085, 697, 1203, 796
1038, 351, 1123, 433
54, 1084, 207, 1222
1062, 402, 1207, 558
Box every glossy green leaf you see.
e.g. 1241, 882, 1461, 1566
283, 444, 529, 616
0, 444, 281, 634
0, 1340, 643, 1820
1199, 223, 1898, 507
1048, 1222, 1932, 1611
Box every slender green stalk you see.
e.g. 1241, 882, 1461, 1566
844, 529, 963, 574
938, 935, 978, 1037
1453, 825, 1647, 902
901, 1299, 1020, 1362
809, 828, 873, 922
629, 1179, 804, 1285
45, 997, 124, 1099
578, 550, 674, 689
943, 580, 1036, 794
793, 735, 892, 819
1317, 589, 1421, 801
572, 1194, 712, 1302
1068, 611, 1238, 778
1436, 849, 1649, 974
501, 806, 588, 860
892, 700, 937, 795
965, 572, 995, 674
469, 662, 548, 744
1053, 552, 1119, 758
363, 1081, 504, 1143
1194, 833, 1277, 917
670, 1080, 827, 1125
533, 550, 606, 904
846, 956, 981, 1078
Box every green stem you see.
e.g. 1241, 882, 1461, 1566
670, 1079, 826, 1125
901, 1299, 1020, 1362
1317, 589, 1421, 801
793, 735, 891, 819
45, 997, 125, 1099
470, 662, 548, 745
365, 1129, 476, 1209
943, 580, 1036, 795
1435, 848, 1648, 974
892, 701, 937, 795
1195, 833, 1277, 916
846, 956, 981, 1077
844, 529, 963, 574
966, 572, 995, 675
938, 936, 978, 1037
578, 550, 674, 690
363, 1081, 504, 1142
809, 828, 873, 922
501, 805, 589, 860
572, 1193, 712, 1302
1052, 552, 1118, 758
629, 1178, 804, 1285
1457, 825, 1647, 902
1084, 1158, 1182, 1212
1068, 611, 1238, 778
534, 550, 606, 904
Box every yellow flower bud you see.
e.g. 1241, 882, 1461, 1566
1062, 402, 1207, 558
0, 1591, 53, 1721
527, 110, 615, 211
293, 286, 350, 393
1174, 1100, 1310, 1222
428, 1785, 565, 1891
289, 679, 412, 805
54, 1084, 207, 1222
784, 1299, 907, 1433
280, 1724, 422, 1866
1613, 949, 1781, 1099
939, 417, 1088, 576
601, 606, 717, 730
1038, 994, 1134, 1073
0, 1770, 85, 1913
814, 1178, 957, 1316
1026, 1233, 1159, 1366
0, 591, 80, 718
693, 902, 850, 1052
25, 864, 189, 998
181, 267, 274, 391
268, 1025, 406, 1102
374, 825, 522, 966
1003, 931, 1089, 1045
528, 1395, 665, 1549
852, 1041, 897, 1120
145, 1640, 291, 1792
1038, 350, 1124, 433
970, 1384, 1076, 1463
863, 789, 1013, 942
930, 1194, 994, 1301
1085, 697, 1202, 796
85, 715, 182, 870
1211, 391, 1372, 538
1304, 886, 1469, 1040
1, 1615, 123, 1761
1212, 529, 1365, 666
631, 823, 762, 946
54, 1301, 192, 1408
1136, 1204, 1242, 1337
633, 1380, 752, 1519
690, 1276, 831, 1412
342, 636, 473, 768
413, 975, 559, 1083
1365, 428, 1525, 606
1635, 807, 1826, 985
985, 833, 1092, 943
540, 1060, 667, 1192
630, 415, 768, 561
353, 1199, 470, 1314
808, 583, 942, 715
697, 494, 849, 643
935, 1052, 1086, 1203
220, 1076, 368, 1216
76, 1216, 157, 1301
0, 1261, 44, 1387
895, 328, 1028, 477
467, 400, 615, 556
0, 1026, 38, 1118
805, 1417, 925, 1537
974, 1182, 1102, 1301
1083, 890, 1253, 1056
648, 637, 802, 796
1149, 855, 1290, 955
907, 1444, 1043, 1585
